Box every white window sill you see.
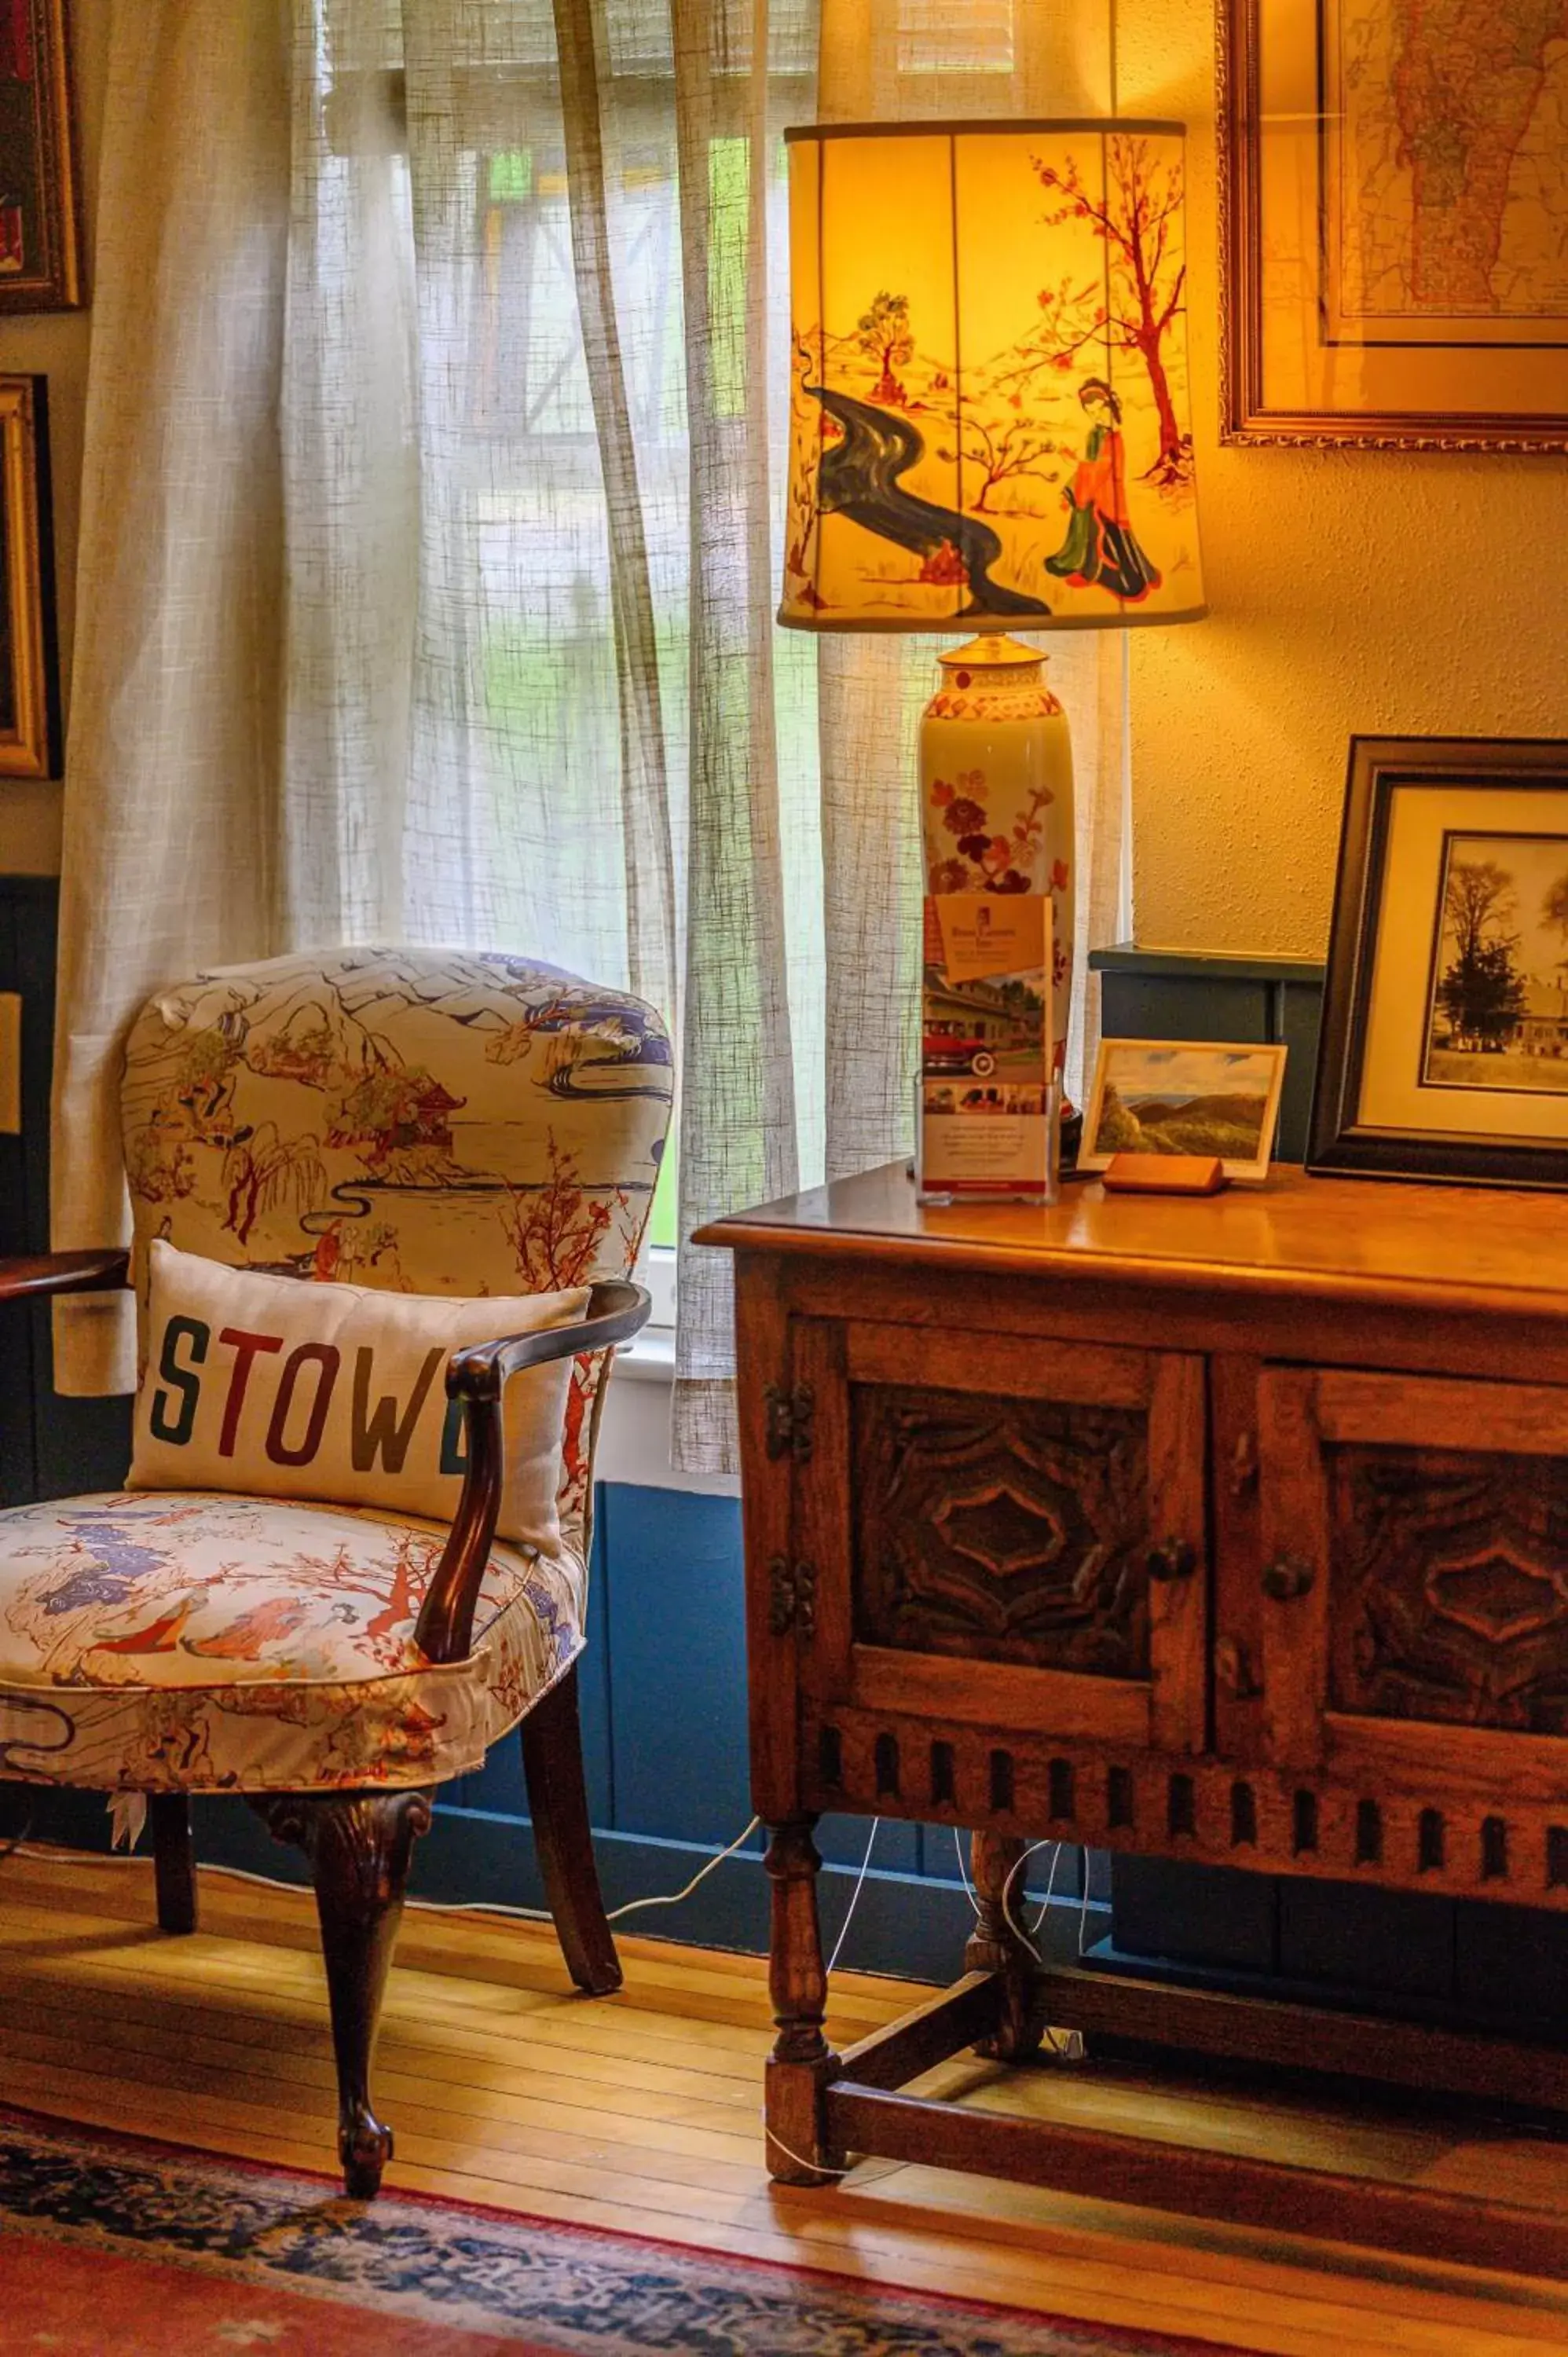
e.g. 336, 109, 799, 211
597, 1326, 740, 1497
611, 1324, 676, 1382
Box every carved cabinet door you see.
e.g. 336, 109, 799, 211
787, 1314, 1208, 1805
1258, 1365, 1568, 1800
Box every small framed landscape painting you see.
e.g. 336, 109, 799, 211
1308, 738, 1568, 1189
1082, 1039, 1289, 1182
1219, 0, 1568, 448
0, 375, 60, 779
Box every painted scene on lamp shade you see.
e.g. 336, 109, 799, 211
1423, 832, 1568, 1095
1083, 1041, 1288, 1178
782, 125, 1203, 631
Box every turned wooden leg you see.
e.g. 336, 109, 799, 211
253, 1789, 431, 2198
519, 1662, 621, 1996
149, 1793, 197, 1934
965, 1830, 1044, 2062
763, 1816, 843, 2184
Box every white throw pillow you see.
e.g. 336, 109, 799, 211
130, 1241, 591, 1555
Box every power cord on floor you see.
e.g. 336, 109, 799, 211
5, 1819, 768, 1933
952, 1825, 981, 1919
826, 1817, 879, 1975
763, 1820, 892, 2188
606, 1817, 761, 1923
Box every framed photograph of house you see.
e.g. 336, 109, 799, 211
1, 376, 61, 779
1218, 0, 1568, 449
1308, 738, 1568, 1188
0, 0, 82, 313
1081, 1039, 1288, 1182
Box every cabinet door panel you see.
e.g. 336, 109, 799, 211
796, 1314, 1208, 1771
1258, 1366, 1568, 1778
851, 1380, 1152, 1675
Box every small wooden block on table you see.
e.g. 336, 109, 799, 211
1101, 1151, 1226, 1194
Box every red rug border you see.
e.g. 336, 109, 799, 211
0, 2100, 1250, 2357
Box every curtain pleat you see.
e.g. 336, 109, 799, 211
551, 0, 679, 1019
52, 0, 294, 1395
669, 0, 798, 1468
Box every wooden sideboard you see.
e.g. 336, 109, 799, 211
697, 1163, 1568, 2275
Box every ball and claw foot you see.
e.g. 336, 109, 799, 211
340, 2109, 394, 2200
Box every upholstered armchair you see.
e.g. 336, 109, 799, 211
0, 949, 672, 2196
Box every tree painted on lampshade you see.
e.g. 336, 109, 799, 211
1031, 136, 1192, 489
780, 120, 1203, 632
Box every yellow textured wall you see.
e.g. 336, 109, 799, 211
1121, 0, 1568, 960
0, 0, 108, 877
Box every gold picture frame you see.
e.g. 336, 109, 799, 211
1081, 1037, 1289, 1182
1, 376, 61, 780
1218, 0, 1568, 450
0, 0, 83, 313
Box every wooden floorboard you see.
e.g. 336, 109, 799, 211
2, 1846, 1566, 2355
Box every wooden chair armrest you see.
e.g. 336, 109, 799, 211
414, 1280, 652, 1664
0, 1248, 131, 1303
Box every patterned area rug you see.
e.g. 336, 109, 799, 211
0, 2108, 1247, 2355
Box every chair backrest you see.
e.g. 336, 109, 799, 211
121, 948, 673, 1547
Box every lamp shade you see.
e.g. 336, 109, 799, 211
781, 119, 1204, 632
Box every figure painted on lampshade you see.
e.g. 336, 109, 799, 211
1046, 380, 1160, 603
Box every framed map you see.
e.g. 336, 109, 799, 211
1221, 0, 1568, 446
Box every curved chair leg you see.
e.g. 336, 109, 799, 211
149, 1793, 197, 1934
520, 1662, 621, 1995
254, 1789, 432, 2198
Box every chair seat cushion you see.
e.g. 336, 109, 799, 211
0, 1491, 585, 1794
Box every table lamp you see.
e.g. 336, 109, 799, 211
779, 119, 1205, 1197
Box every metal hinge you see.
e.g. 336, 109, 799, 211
768, 1555, 818, 1638
764, 1380, 815, 1462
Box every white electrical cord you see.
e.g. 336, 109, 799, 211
606, 1816, 761, 1923
999, 1837, 1093, 2060
826, 1817, 878, 1975
951, 1824, 981, 1919
5, 1821, 767, 1931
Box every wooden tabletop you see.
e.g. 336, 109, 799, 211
694, 1161, 1568, 1321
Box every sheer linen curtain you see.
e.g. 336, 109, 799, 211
53, 0, 1127, 1471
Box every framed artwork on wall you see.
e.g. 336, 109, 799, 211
1, 376, 61, 780
1308, 738, 1568, 1189
1218, 0, 1568, 450
0, 0, 82, 313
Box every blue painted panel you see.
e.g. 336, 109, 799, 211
601, 1482, 753, 1846
577, 1502, 614, 1824
436, 1507, 613, 1825
814, 1811, 920, 1876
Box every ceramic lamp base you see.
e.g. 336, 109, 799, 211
918, 637, 1075, 1204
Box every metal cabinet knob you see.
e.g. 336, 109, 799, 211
1262, 1555, 1315, 1602
1146, 1538, 1199, 1583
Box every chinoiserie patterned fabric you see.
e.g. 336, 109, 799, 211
0, 947, 670, 1797
0, 1494, 583, 1794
